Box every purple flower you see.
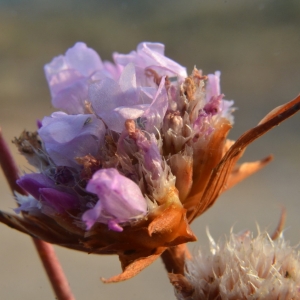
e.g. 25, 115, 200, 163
38, 112, 105, 168
16, 173, 79, 214
82, 168, 147, 231
89, 64, 168, 133
13, 42, 236, 234
205, 71, 234, 121
89, 63, 157, 132
113, 42, 187, 84
17, 173, 56, 200
44, 42, 121, 114
2, 41, 300, 283
205, 71, 221, 102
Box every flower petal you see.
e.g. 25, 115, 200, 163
40, 188, 79, 213
17, 173, 56, 200
82, 168, 147, 231
114, 42, 187, 79
44, 42, 106, 113
142, 76, 168, 132
39, 112, 105, 167
64, 42, 103, 77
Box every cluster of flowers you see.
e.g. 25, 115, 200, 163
15, 42, 233, 233
1, 42, 299, 288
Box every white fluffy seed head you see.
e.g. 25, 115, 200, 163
175, 229, 300, 300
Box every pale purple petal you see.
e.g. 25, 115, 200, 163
102, 61, 123, 80
82, 200, 103, 230
89, 70, 146, 132
89, 78, 123, 113
64, 42, 103, 77
90, 60, 123, 82
142, 76, 168, 132
137, 42, 165, 55
206, 71, 221, 103
45, 42, 102, 87
39, 112, 106, 167
136, 133, 163, 180
86, 168, 147, 219
220, 99, 235, 123
89, 64, 161, 132
52, 78, 88, 114
45, 66, 83, 98
204, 94, 223, 115
114, 105, 149, 118
205, 71, 234, 122
99, 105, 149, 133
90, 64, 139, 110
113, 42, 187, 79
193, 112, 214, 138
44, 42, 106, 113
108, 220, 123, 232
89, 78, 129, 132
119, 63, 137, 91
82, 168, 147, 231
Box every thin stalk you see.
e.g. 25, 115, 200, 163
0, 128, 75, 300
161, 244, 191, 275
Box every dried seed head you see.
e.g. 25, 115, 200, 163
173, 230, 300, 300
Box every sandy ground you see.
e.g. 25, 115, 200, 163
0, 1, 300, 299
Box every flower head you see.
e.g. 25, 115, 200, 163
1, 41, 300, 282
172, 229, 300, 300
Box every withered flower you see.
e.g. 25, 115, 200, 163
0, 42, 299, 283
171, 228, 300, 300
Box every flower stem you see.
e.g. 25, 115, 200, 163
32, 238, 75, 300
0, 129, 24, 195
0, 128, 75, 300
161, 244, 191, 275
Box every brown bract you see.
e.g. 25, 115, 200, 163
167, 94, 300, 296
183, 94, 300, 223
0, 185, 196, 282
0, 95, 300, 283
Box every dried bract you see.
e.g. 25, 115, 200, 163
172, 230, 300, 300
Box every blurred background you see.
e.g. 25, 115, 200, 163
0, 0, 299, 299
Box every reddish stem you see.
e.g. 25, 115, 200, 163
32, 238, 75, 300
0, 129, 25, 195
0, 128, 75, 300
161, 244, 191, 275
